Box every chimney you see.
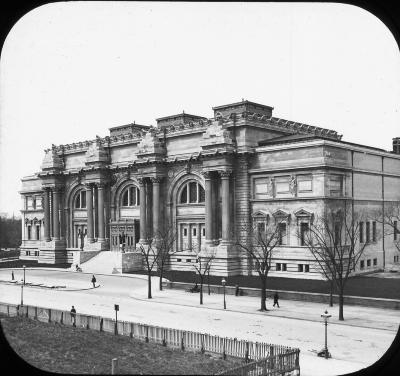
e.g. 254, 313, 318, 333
393, 137, 400, 154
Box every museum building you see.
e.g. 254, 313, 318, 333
19, 100, 400, 278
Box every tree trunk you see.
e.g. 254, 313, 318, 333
329, 279, 333, 307
200, 277, 203, 305
338, 292, 344, 320
148, 272, 152, 299
159, 268, 163, 291
207, 270, 210, 295
260, 275, 267, 311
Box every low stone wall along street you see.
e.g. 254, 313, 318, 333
166, 281, 400, 310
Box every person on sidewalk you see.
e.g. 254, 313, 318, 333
91, 275, 97, 288
273, 292, 280, 308
70, 306, 76, 327
11, 271, 14, 281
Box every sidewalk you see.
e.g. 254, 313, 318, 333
130, 282, 400, 332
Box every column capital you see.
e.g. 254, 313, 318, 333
219, 169, 233, 178
150, 176, 163, 184
96, 182, 107, 189
202, 171, 212, 179
84, 182, 93, 190
137, 177, 146, 186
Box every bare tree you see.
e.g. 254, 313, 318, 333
154, 225, 180, 291
192, 247, 216, 305
138, 239, 160, 299
234, 220, 281, 311
301, 204, 368, 320
373, 202, 400, 253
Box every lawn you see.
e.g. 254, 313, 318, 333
0, 315, 242, 375
0, 249, 20, 259
0, 259, 71, 269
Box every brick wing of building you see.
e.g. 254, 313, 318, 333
20, 100, 400, 278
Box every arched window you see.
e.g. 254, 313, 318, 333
179, 181, 205, 204
121, 186, 140, 207
75, 190, 86, 209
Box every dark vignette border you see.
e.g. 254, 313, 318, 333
0, 1, 399, 375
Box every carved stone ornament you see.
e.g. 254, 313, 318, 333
289, 175, 297, 195
266, 178, 274, 196
219, 170, 233, 178
41, 148, 64, 171
85, 141, 109, 165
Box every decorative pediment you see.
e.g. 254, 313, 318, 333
294, 208, 313, 218
272, 209, 290, 218
252, 210, 270, 219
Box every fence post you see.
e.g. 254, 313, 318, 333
111, 358, 118, 375
100, 318, 103, 332
145, 326, 149, 343
130, 323, 133, 338
48, 309, 52, 323
223, 338, 226, 360
7, 305, 9, 317
201, 334, 205, 354
181, 332, 185, 351
60, 312, 64, 324
86, 317, 89, 330
245, 341, 249, 363
162, 329, 166, 346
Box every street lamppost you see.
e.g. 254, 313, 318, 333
23, 265, 26, 285
114, 304, 119, 335
318, 310, 332, 359
20, 284, 24, 306
221, 278, 226, 309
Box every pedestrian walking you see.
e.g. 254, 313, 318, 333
273, 292, 280, 308
70, 306, 76, 327
91, 274, 97, 288
11, 271, 14, 281
235, 284, 240, 296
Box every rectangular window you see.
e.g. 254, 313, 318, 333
282, 263, 287, 271
305, 264, 310, 272
257, 222, 266, 234
366, 222, 370, 243
300, 223, 309, 246
27, 226, 31, 240
297, 175, 313, 192
186, 259, 191, 263
189, 182, 197, 203
359, 222, 364, 243
372, 221, 376, 242
276, 263, 281, 271
360, 260, 365, 269
81, 190, 86, 208
35, 198, 42, 209
275, 179, 290, 194
36, 225, 40, 240
202, 228, 205, 237
334, 222, 340, 245
254, 178, 269, 199
35, 251, 39, 256
193, 227, 197, 237
329, 176, 343, 196
177, 258, 182, 262
278, 223, 287, 245
298, 264, 304, 272
183, 228, 187, 236
373, 258, 377, 266
26, 250, 30, 256
367, 259, 371, 267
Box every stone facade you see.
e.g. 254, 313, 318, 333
19, 100, 400, 278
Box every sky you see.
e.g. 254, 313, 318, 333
0, 1, 399, 216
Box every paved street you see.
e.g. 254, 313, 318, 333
0, 267, 399, 376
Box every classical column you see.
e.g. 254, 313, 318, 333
138, 178, 147, 242
86, 183, 95, 243
97, 183, 105, 241
151, 177, 162, 238
52, 188, 61, 240
203, 171, 214, 244
220, 170, 232, 243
